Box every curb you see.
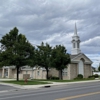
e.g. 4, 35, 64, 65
0, 80, 100, 93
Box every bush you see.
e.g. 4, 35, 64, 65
93, 74, 99, 78
51, 76, 59, 80
88, 74, 99, 79
88, 76, 94, 78
74, 74, 83, 80
77, 74, 83, 79
88, 76, 95, 79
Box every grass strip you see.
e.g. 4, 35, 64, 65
2, 80, 51, 85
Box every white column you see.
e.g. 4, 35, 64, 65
2, 68, 4, 78
8, 68, 11, 78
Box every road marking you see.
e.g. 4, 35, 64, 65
56, 91, 100, 100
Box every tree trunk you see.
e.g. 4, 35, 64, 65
16, 66, 19, 81
31, 67, 33, 79
46, 69, 49, 80
59, 70, 63, 80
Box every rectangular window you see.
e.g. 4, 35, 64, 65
63, 72, 67, 76
62, 68, 67, 76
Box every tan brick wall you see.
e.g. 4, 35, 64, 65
49, 67, 69, 80
34, 70, 46, 79
14, 74, 23, 79
14, 69, 47, 79
63, 75, 69, 80
49, 68, 59, 77
62, 65, 70, 80
69, 63, 78, 79
84, 64, 92, 78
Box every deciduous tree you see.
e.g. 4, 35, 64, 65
36, 42, 52, 79
51, 45, 70, 80
0, 27, 35, 81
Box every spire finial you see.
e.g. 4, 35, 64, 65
74, 23, 77, 36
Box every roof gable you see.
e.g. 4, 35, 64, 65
70, 53, 93, 64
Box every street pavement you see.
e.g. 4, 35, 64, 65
0, 78, 100, 92
0, 81, 100, 100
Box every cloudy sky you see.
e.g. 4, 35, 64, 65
0, 0, 100, 68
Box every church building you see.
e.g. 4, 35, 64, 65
0, 24, 92, 80
49, 23, 93, 80
67, 23, 92, 79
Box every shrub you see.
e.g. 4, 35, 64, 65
51, 76, 59, 80
88, 76, 94, 78
77, 74, 83, 79
74, 74, 83, 80
93, 74, 99, 78
88, 76, 95, 79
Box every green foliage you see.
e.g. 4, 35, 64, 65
0, 27, 35, 81
2, 80, 50, 85
77, 74, 83, 79
88, 74, 99, 79
98, 64, 100, 71
93, 74, 99, 78
88, 76, 95, 79
74, 74, 83, 80
51, 45, 70, 80
36, 42, 52, 79
50, 76, 59, 80
0, 28, 71, 81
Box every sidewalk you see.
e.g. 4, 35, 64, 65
21, 79, 100, 89
0, 79, 100, 90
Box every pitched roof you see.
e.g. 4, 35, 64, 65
70, 53, 93, 64
70, 53, 82, 59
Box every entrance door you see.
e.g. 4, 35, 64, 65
78, 60, 84, 75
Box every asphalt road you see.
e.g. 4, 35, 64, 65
0, 84, 18, 91
0, 82, 100, 100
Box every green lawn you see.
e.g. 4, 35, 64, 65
1, 78, 96, 85
2, 80, 51, 85
48, 79, 95, 82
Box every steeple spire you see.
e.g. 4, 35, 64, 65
71, 23, 81, 55
74, 23, 78, 36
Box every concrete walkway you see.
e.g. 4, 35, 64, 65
0, 79, 100, 91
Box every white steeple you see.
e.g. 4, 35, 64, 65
74, 23, 78, 36
71, 23, 81, 55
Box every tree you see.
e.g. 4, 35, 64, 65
51, 45, 70, 80
36, 42, 52, 79
0, 27, 35, 81
98, 63, 100, 71
27, 48, 37, 79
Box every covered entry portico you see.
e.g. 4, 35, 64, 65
1, 66, 15, 78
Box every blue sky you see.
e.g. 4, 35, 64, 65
0, 0, 100, 68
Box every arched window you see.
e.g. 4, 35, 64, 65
78, 59, 84, 76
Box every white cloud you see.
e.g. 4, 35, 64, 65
86, 54, 100, 68
81, 36, 100, 46
0, 0, 100, 67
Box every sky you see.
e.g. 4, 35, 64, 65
0, 0, 100, 68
